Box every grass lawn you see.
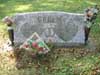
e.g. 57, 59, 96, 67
0, 0, 100, 75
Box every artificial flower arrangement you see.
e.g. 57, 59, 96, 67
20, 32, 50, 54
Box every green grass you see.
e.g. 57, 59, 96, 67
0, 48, 100, 75
0, 0, 100, 75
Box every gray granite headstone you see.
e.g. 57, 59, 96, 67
12, 11, 87, 46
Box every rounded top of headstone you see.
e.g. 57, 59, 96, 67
14, 11, 84, 16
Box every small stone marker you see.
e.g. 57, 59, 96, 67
11, 11, 87, 46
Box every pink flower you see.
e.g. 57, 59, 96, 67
32, 42, 38, 48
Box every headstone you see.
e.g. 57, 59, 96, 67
12, 11, 87, 46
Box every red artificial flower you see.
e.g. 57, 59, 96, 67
38, 47, 44, 51
24, 44, 29, 48
32, 42, 38, 48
